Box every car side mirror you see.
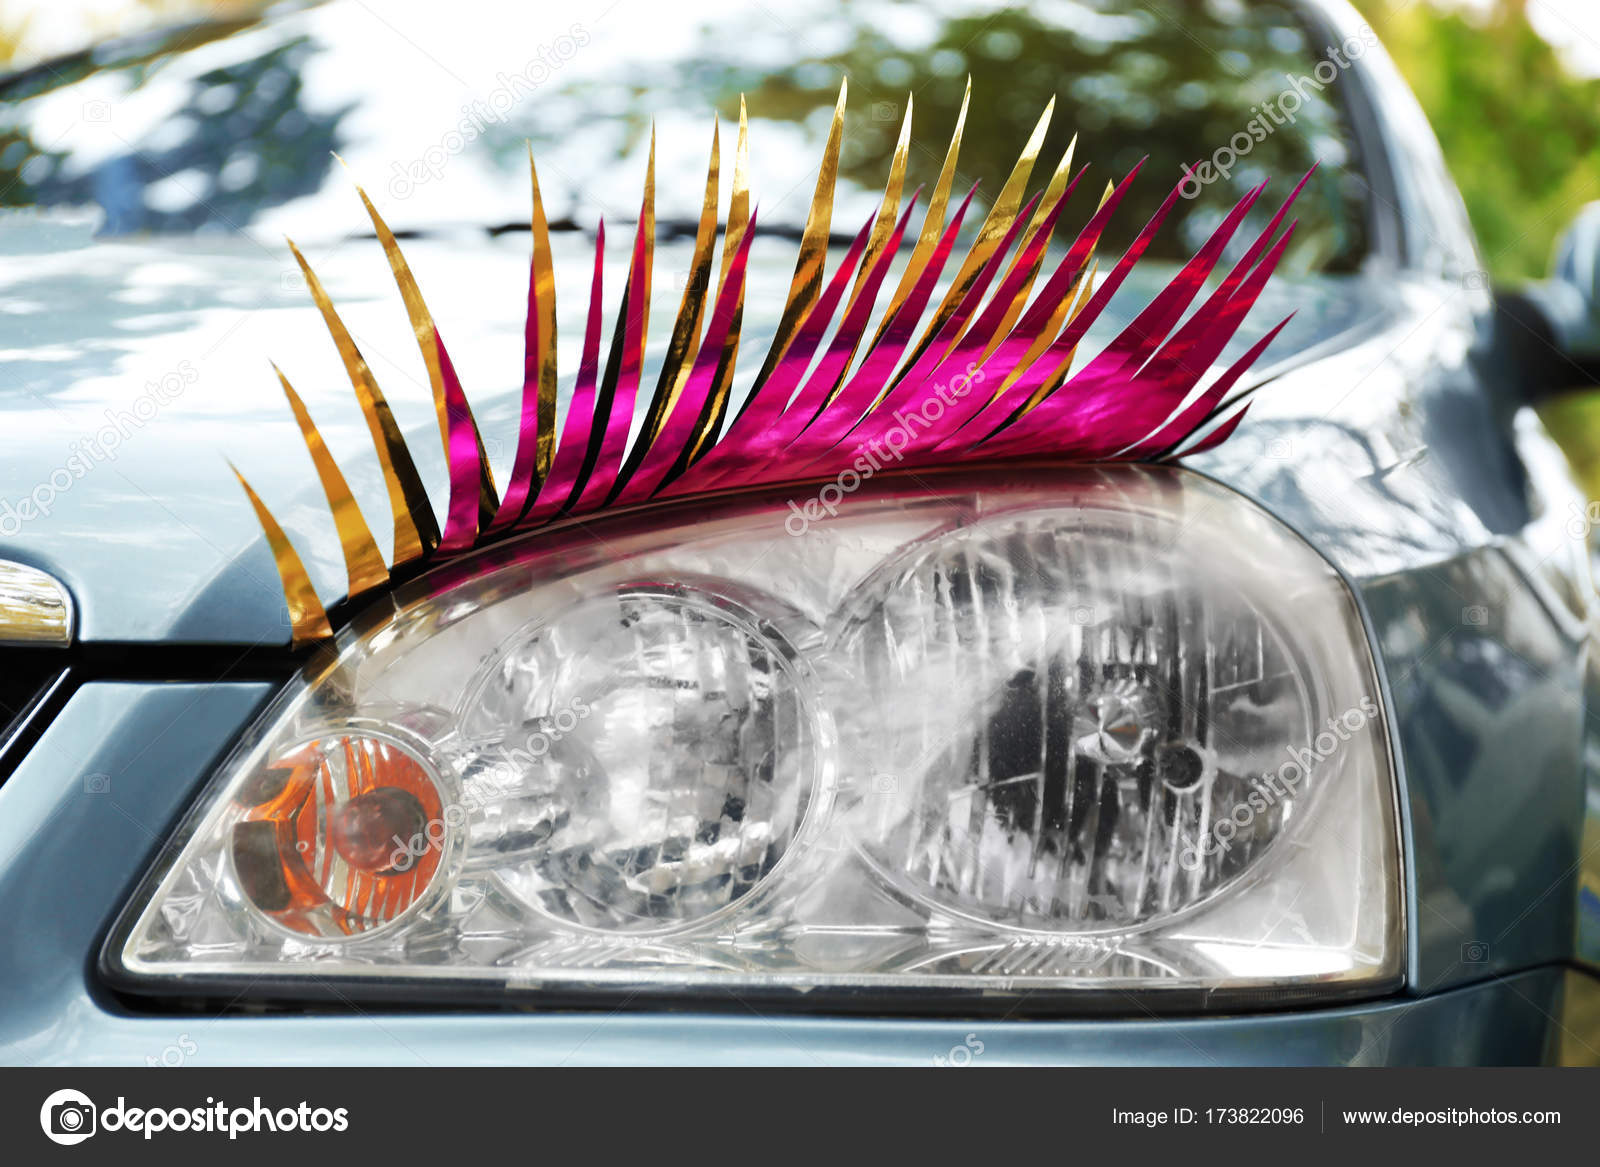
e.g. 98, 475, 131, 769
1498, 203, 1600, 399
1539, 202, 1600, 359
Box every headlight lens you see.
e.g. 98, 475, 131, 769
231, 732, 451, 939
836, 510, 1324, 934
456, 585, 819, 932
112, 465, 1402, 1008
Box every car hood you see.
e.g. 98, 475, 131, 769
0, 208, 1410, 644
0, 0, 1528, 646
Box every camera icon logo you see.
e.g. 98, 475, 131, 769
40, 1088, 97, 1145
1461, 940, 1489, 964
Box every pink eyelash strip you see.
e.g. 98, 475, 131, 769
239, 81, 1301, 645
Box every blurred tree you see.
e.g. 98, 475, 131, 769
619, 0, 1375, 270
1353, 0, 1600, 282
0, 1, 268, 69
0, 13, 29, 67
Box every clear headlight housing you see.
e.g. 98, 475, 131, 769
110, 466, 1402, 1009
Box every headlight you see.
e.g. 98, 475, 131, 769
109, 465, 1402, 1009
838, 510, 1329, 934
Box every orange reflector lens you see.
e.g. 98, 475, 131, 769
230, 734, 446, 938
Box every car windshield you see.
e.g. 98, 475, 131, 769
0, 0, 1372, 272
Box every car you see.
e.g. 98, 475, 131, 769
1, 0, 1597, 1067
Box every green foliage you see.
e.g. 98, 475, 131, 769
1353, 0, 1600, 282
643, 0, 1377, 270
1355, 1, 1600, 496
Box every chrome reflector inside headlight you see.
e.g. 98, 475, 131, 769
455, 585, 820, 931
112, 466, 1402, 1008
836, 512, 1324, 933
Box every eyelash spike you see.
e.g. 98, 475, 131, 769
246, 88, 1290, 642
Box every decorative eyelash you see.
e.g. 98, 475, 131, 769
238, 80, 1303, 646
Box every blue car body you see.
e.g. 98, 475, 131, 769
1, 0, 1597, 1064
